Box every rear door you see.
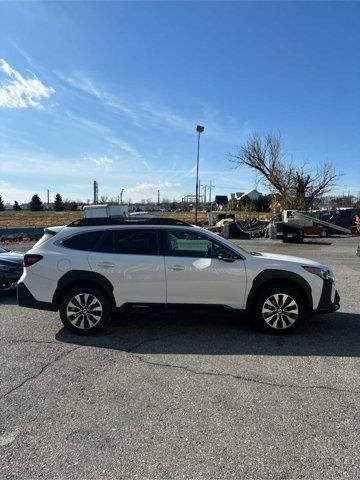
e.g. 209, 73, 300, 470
88, 228, 166, 306
162, 229, 247, 308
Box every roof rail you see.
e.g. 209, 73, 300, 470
66, 217, 192, 227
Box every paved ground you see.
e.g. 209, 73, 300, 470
1, 236, 359, 479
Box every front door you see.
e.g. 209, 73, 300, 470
162, 229, 247, 308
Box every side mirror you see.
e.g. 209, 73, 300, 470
218, 251, 236, 263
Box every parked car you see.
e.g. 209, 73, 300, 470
17, 218, 340, 335
303, 225, 328, 238
0, 246, 24, 292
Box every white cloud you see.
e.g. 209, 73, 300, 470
0, 180, 38, 203
56, 70, 250, 143
0, 59, 55, 109
66, 112, 111, 135
126, 180, 181, 196
85, 155, 114, 167
57, 71, 137, 119
107, 136, 142, 159
142, 102, 193, 133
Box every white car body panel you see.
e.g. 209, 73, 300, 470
87, 251, 166, 305
164, 256, 247, 308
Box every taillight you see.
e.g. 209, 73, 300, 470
23, 254, 43, 268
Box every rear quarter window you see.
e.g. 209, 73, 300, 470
33, 231, 57, 248
61, 231, 103, 251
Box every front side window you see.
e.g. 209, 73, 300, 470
165, 230, 233, 258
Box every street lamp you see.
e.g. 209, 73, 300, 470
120, 188, 125, 205
195, 125, 204, 225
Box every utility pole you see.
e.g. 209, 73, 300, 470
195, 125, 204, 225
47, 189, 50, 208
202, 184, 208, 204
158, 189, 160, 205
93, 181, 98, 204
209, 181, 215, 210
120, 188, 124, 205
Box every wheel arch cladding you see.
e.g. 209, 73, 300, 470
53, 270, 116, 309
246, 269, 313, 311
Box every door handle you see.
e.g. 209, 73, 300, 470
97, 262, 115, 268
168, 265, 185, 271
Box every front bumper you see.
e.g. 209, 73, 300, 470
0, 273, 21, 291
313, 279, 340, 314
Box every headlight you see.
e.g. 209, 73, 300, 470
303, 266, 334, 282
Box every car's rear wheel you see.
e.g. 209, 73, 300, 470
254, 284, 307, 334
59, 285, 111, 335
319, 229, 328, 238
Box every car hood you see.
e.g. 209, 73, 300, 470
0, 251, 24, 265
253, 252, 326, 269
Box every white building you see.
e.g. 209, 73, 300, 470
230, 190, 262, 202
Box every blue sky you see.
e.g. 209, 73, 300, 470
0, 1, 359, 204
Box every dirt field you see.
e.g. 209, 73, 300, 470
0, 211, 81, 228
0, 210, 270, 228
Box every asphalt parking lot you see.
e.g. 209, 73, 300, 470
1, 236, 359, 479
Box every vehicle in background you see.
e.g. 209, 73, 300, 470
0, 246, 24, 292
303, 225, 328, 238
83, 204, 128, 219
17, 217, 339, 335
276, 210, 351, 243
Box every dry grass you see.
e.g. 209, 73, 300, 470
0, 211, 81, 228
0, 210, 270, 229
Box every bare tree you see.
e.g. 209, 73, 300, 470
229, 133, 340, 209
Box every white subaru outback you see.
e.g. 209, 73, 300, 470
17, 217, 340, 335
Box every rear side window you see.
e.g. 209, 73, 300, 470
61, 232, 102, 251
95, 229, 158, 255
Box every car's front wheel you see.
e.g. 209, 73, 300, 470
59, 285, 111, 335
254, 284, 307, 334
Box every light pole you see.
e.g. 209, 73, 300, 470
120, 189, 124, 205
195, 125, 204, 225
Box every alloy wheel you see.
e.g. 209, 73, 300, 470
262, 293, 299, 330
66, 293, 103, 330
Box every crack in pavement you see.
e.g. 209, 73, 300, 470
0, 338, 60, 346
2, 333, 359, 397
125, 341, 360, 396
1, 345, 82, 399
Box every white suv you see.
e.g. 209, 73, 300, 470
17, 218, 340, 335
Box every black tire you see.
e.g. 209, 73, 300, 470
319, 229, 327, 238
253, 284, 307, 334
59, 284, 111, 335
297, 229, 304, 243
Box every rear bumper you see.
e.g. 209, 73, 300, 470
17, 282, 57, 311
313, 280, 340, 314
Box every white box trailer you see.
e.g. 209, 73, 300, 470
83, 204, 128, 219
